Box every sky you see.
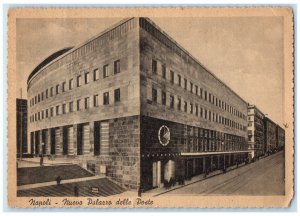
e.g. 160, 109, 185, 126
16, 17, 284, 125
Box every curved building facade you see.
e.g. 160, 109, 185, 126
28, 17, 249, 191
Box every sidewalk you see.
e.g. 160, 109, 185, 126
143, 162, 247, 197
18, 175, 105, 191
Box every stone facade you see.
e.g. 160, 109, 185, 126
28, 18, 140, 134
106, 115, 140, 189
139, 18, 248, 138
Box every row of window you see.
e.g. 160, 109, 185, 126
151, 59, 246, 121
150, 87, 247, 132
29, 60, 121, 108
29, 88, 121, 123
181, 129, 247, 152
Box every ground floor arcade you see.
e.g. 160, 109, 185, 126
140, 152, 250, 191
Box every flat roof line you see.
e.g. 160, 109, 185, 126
27, 17, 135, 85
142, 17, 248, 105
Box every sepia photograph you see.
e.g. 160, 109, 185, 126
7, 7, 294, 208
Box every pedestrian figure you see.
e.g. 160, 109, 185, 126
56, 176, 62, 185
138, 187, 142, 197
74, 186, 79, 197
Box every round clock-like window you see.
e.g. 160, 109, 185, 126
158, 125, 170, 146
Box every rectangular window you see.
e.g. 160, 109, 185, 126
56, 105, 60, 115
190, 103, 193, 114
200, 88, 203, 99
162, 65, 166, 79
77, 99, 81, 111
45, 109, 48, 118
162, 91, 166, 105
184, 101, 187, 112
178, 75, 181, 86
103, 92, 109, 105
41, 110, 44, 119
56, 84, 59, 94
62, 82, 66, 92
209, 93, 211, 103
114, 88, 121, 103
93, 68, 99, 81
62, 104, 66, 114
204, 91, 207, 101
45, 89, 48, 98
195, 105, 198, 116
38, 94, 40, 102
84, 72, 90, 84
114, 60, 120, 74
190, 82, 193, 93
50, 87, 53, 96
152, 59, 157, 74
170, 70, 174, 84
69, 101, 74, 112
177, 97, 181, 110
170, 95, 174, 109
205, 109, 207, 119
200, 107, 203, 118
195, 85, 198, 95
103, 64, 109, 78
152, 88, 157, 103
50, 107, 54, 117
184, 78, 187, 90
84, 97, 89, 109
93, 95, 99, 107
77, 75, 82, 87
41, 92, 44, 101
69, 79, 73, 90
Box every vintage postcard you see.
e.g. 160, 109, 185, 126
7, 7, 294, 208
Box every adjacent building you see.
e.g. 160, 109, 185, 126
27, 17, 250, 191
247, 105, 265, 158
263, 117, 277, 154
16, 98, 28, 156
276, 125, 285, 150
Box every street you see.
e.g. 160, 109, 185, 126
161, 151, 285, 196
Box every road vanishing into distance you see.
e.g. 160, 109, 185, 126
161, 151, 285, 196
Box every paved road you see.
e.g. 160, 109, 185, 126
163, 151, 285, 196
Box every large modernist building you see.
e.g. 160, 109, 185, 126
247, 105, 265, 158
17, 98, 28, 156
27, 18, 250, 191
